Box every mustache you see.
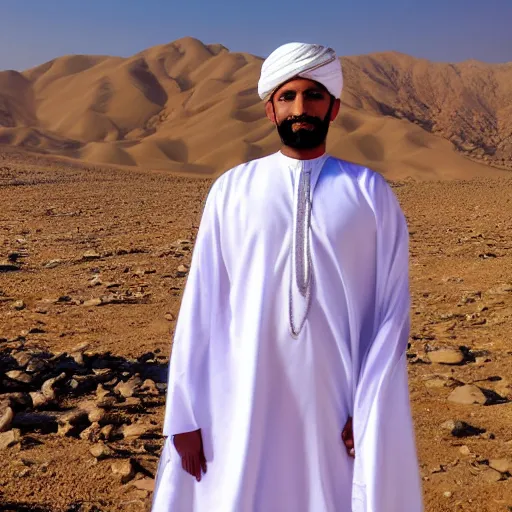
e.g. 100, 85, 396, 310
279, 114, 323, 127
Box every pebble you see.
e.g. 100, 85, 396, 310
12, 299, 26, 310
488, 459, 511, 473
0, 429, 21, 450
428, 349, 464, 365
0, 406, 14, 433
90, 442, 114, 460
111, 459, 135, 483
459, 445, 471, 456
83, 298, 102, 307
480, 468, 502, 483
448, 385, 487, 405
82, 250, 101, 260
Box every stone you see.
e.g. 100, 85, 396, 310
121, 423, 152, 439
83, 298, 102, 307
459, 445, 471, 456
29, 391, 51, 408
5, 370, 33, 384
12, 300, 25, 311
90, 442, 114, 460
480, 468, 502, 483
428, 349, 464, 365
12, 352, 32, 367
131, 477, 155, 492
443, 491, 452, 498
115, 376, 142, 398
111, 459, 135, 483
41, 372, 66, 399
89, 275, 102, 287
451, 421, 486, 438
80, 422, 101, 442
176, 265, 189, 277
100, 424, 114, 441
0, 406, 14, 433
44, 259, 62, 269
0, 429, 21, 450
139, 379, 159, 396
489, 459, 511, 473
424, 378, 448, 389
83, 250, 101, 260
164, 313, 175, 322
448, 385, 487, 405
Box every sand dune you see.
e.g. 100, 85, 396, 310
0, 37, 511, 179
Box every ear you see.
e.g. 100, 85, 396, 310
329, 98, 341, 122
265, 100, 277, 125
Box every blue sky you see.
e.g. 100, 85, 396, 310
1, 0, 511, 71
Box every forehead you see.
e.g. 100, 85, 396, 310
273, 77, 327, 95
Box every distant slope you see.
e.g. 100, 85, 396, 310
0, 37, 510, 180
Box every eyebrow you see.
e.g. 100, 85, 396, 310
278, 87, 326, 95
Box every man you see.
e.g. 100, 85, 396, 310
152, 42, 423, 511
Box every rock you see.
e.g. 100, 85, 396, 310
83, 250, 101, 260
164, 313, 175, 322
83, 298, 102, 307
451, 420, 486, 438
12, 352, 32, 367
5, 370, 33, 384
111, 459, 135, 483
90, 442, 114, 460
428, 348, 464, 365
480, 468, 502, 483
121, 423, 153, 439
80, 422, 101, 442
115, 376, 142, 398
41, 372, 66, 399
131, 477, 155, 492
0, 429, 21, 450
87, 407, 106, 424
44, 259, 62, 269
176, 265, 189, 277
12, 300, 25, 311
0, 406, 14, 433
425, 377, 448, 389
29, 391, 51, 408
57, 409, 89, 437
89, 275, 102, 287
443, 491, 452, 498
459, 445, 471, 456
100, 424, 114, 441
139, 379, 159, 396
448, 385, 487, 405
489, 459, 511, 473
96, 384, 111, 400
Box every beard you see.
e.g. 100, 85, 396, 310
275, 102, 333, 150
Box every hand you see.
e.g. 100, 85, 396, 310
173, 429, 207, 481
341, 416, 355, 458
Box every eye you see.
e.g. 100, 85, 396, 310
278, 91, 296, 101
306, 90, 325, 100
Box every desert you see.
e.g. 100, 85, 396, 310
1, 38, 512, 511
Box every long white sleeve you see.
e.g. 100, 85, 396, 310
162, 177, 227, 437
352, 174, 423, 511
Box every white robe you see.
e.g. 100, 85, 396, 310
152, 151, 423, 512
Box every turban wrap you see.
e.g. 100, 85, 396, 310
258, 42, 343, 102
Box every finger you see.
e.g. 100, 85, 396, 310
201, 453, 207, 474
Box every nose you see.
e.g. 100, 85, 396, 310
291, 92, 306, 117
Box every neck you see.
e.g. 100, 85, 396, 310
280, 144, 327, 160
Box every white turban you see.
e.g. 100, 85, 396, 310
258, 42, 343, 102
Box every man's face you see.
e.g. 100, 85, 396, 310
266, 78, 340, 150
